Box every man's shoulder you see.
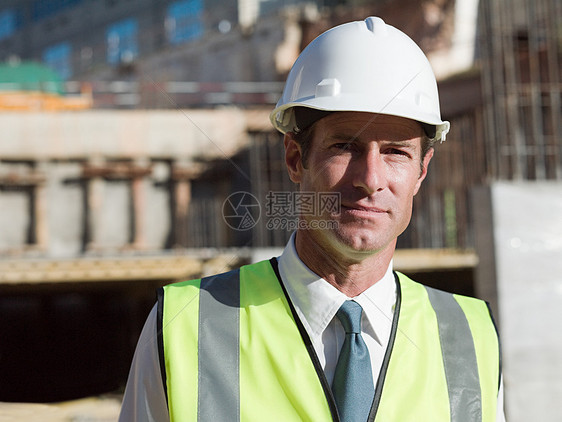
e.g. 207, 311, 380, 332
163, 258, 277, 290
394, 270, 493, 318
395, 271, 496, 332
395, 271, 484, 301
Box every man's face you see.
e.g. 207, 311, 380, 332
285, 112, 433, 260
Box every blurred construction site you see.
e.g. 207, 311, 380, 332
0, 0, 560, 420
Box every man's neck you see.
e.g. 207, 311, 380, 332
294, 230, 395, 298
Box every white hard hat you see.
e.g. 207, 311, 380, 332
270, 16, 450, 142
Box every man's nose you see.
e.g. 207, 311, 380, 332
352, 149, 386, 194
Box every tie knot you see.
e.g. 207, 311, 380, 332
336, 300, 363, 334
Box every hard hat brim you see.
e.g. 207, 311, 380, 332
271, 99, 450, 142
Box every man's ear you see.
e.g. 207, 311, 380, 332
414, 147, 434, 196
284, 132, 303, 184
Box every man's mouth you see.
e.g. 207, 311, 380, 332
340, 204, 389, 215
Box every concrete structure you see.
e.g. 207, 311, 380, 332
490, 182, 562, 421
0, 109, 268, 257
0, 108, 266, 401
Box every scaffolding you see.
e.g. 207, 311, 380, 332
479, 0, 562, 181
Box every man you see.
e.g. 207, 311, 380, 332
120, 17, 504, 421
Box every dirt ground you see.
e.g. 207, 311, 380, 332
0, 395, 122, 422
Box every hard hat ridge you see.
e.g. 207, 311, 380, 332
364, 16, 389, 35
270, 16, 450, 142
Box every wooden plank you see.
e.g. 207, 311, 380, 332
394, 248, 478, 272
0, 255, 206, 285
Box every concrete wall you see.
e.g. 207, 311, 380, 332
1, 109, 253, 160
0, 109, 269, 257
491, 182, 562, 421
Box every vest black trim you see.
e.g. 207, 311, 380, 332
269, 257, 341, 422
368, 272, 402, 421
485, 301, 502, 391
156, 286, 168, 405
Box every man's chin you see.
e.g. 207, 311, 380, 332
330, 229, 387, 257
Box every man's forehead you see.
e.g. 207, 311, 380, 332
316, 112, 424, 139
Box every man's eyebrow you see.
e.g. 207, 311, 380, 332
326, 135, 420, 146
327, 134, 359, 142
383, 139, 418, 147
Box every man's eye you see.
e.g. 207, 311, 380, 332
387, 148, 410, 157
333, 143, 352, 150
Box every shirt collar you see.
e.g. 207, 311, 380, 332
277, 232, 396, 342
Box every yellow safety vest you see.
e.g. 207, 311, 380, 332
158, 259, 500, 421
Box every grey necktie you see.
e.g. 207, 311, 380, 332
331, 300, 375, 422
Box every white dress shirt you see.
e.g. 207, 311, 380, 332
277, 233, 396, 387
119, 234, 505, 421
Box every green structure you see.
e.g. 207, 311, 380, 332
0, 61, 64, 94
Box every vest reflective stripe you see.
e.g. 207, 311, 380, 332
159, 261, 500, 422
198, 270, 241, 421
425, 287, 482, 422
455, 293, 501, 422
